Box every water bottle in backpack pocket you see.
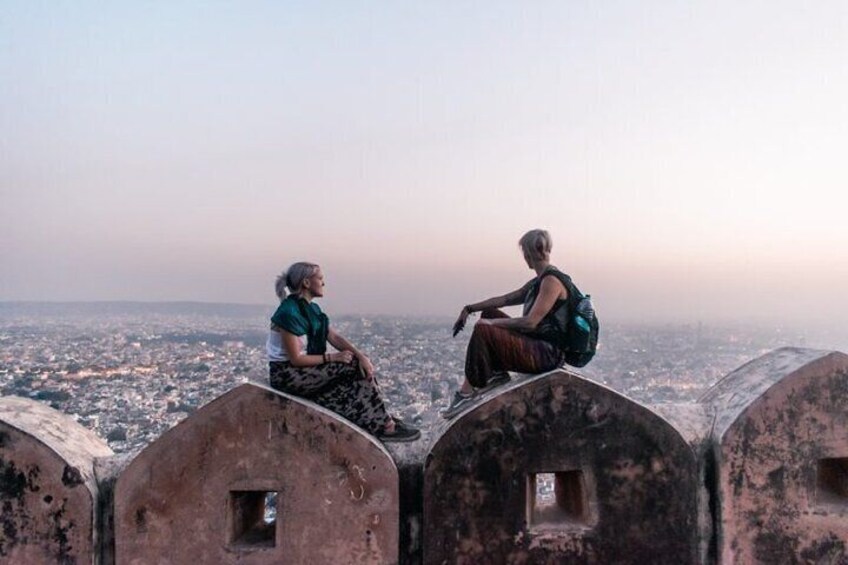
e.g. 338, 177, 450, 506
564, 293, 599, 368
569, 295, 594, 351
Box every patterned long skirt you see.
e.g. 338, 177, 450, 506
269, 359, 391, 435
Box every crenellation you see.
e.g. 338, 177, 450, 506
699, 347, 848, 564
2, 347, 848, 564
424, 369, 703, 564
113, 383, 399, 564
0, 396, 112, 564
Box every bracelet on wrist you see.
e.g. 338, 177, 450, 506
323, 353, 329, 363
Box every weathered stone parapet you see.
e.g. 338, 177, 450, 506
423, 369, 704, 564
0, 396, 113, 564
113, 383, 399, 565
7, 347, 848, 564
699, 347, 848, 564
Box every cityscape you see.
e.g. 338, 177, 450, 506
1, 301, 845, 458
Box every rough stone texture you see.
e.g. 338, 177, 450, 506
114, 383, 399, 565
424, 369, 702, 564
0, 396, 113, 564
93, 452, 135, 565
385, 430, 431, 565
385, 375, 541, 565
699, 347, 848, 565
650, 402, 716, 564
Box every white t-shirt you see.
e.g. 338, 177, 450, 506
267, 330, 306, 362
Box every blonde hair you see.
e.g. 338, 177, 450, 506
518, 229, 552, 261
275, 262, 320, 299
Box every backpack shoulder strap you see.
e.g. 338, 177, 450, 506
539, 267, 579, 304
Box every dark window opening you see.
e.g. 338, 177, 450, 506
230, 490, 277, 547
528, 470, 593, 529
817, 458, 848, 505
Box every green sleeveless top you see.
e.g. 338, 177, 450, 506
270, 295, 329, 354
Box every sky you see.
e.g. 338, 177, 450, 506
2, 1, 847, 323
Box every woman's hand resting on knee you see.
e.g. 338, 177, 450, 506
329, 351, 354, 364
356, 354, 375, 380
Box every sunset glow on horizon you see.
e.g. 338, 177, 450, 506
2, 2, 847, 324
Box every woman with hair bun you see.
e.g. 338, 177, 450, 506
267, 262, 419, 442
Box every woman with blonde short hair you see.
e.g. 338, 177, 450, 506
443, 229, 582, 418
267, 262, 419, 442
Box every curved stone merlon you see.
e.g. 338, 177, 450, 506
424, 369, 704, 564
114, 383, 399, 565
699, 347, 848, 564
0, 396, 113, 564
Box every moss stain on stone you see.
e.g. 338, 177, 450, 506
60, 465, 83, 488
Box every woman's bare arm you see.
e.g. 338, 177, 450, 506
452, 283, 531, 335
467, 283, 531, 312
328, 329, 373, 378
484, 277, 566, 331
327, 329, 360, 356
282, 330, 351, 367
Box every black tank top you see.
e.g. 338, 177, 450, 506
522, 266, 573, 349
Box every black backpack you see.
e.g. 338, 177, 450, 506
526, 268, 599, 368
560, 276, 599, 367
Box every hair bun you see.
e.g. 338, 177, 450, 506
274, 271, 289, 300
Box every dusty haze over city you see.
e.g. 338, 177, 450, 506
2, 2, 847, 327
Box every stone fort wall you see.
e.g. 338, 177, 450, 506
1, 347, 847, 564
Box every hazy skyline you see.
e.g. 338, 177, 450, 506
2, 2, 847, 323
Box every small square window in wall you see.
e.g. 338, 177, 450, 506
527, 470, 597, 531
230, 491, 277, 548
817, 458, 848, 506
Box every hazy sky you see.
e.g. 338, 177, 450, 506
2, 2, 847, 322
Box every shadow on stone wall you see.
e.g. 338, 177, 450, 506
2, 347, 848, 564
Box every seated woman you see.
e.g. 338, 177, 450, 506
442, 229, 577, 418
267, 262, 420, 442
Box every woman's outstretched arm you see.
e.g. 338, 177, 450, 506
482, 277, 566, 331
452, 283, 531, 335
467, 283, 530, 311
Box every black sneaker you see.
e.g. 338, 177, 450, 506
379, 423, 421, 443
440, 390, 476, 419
